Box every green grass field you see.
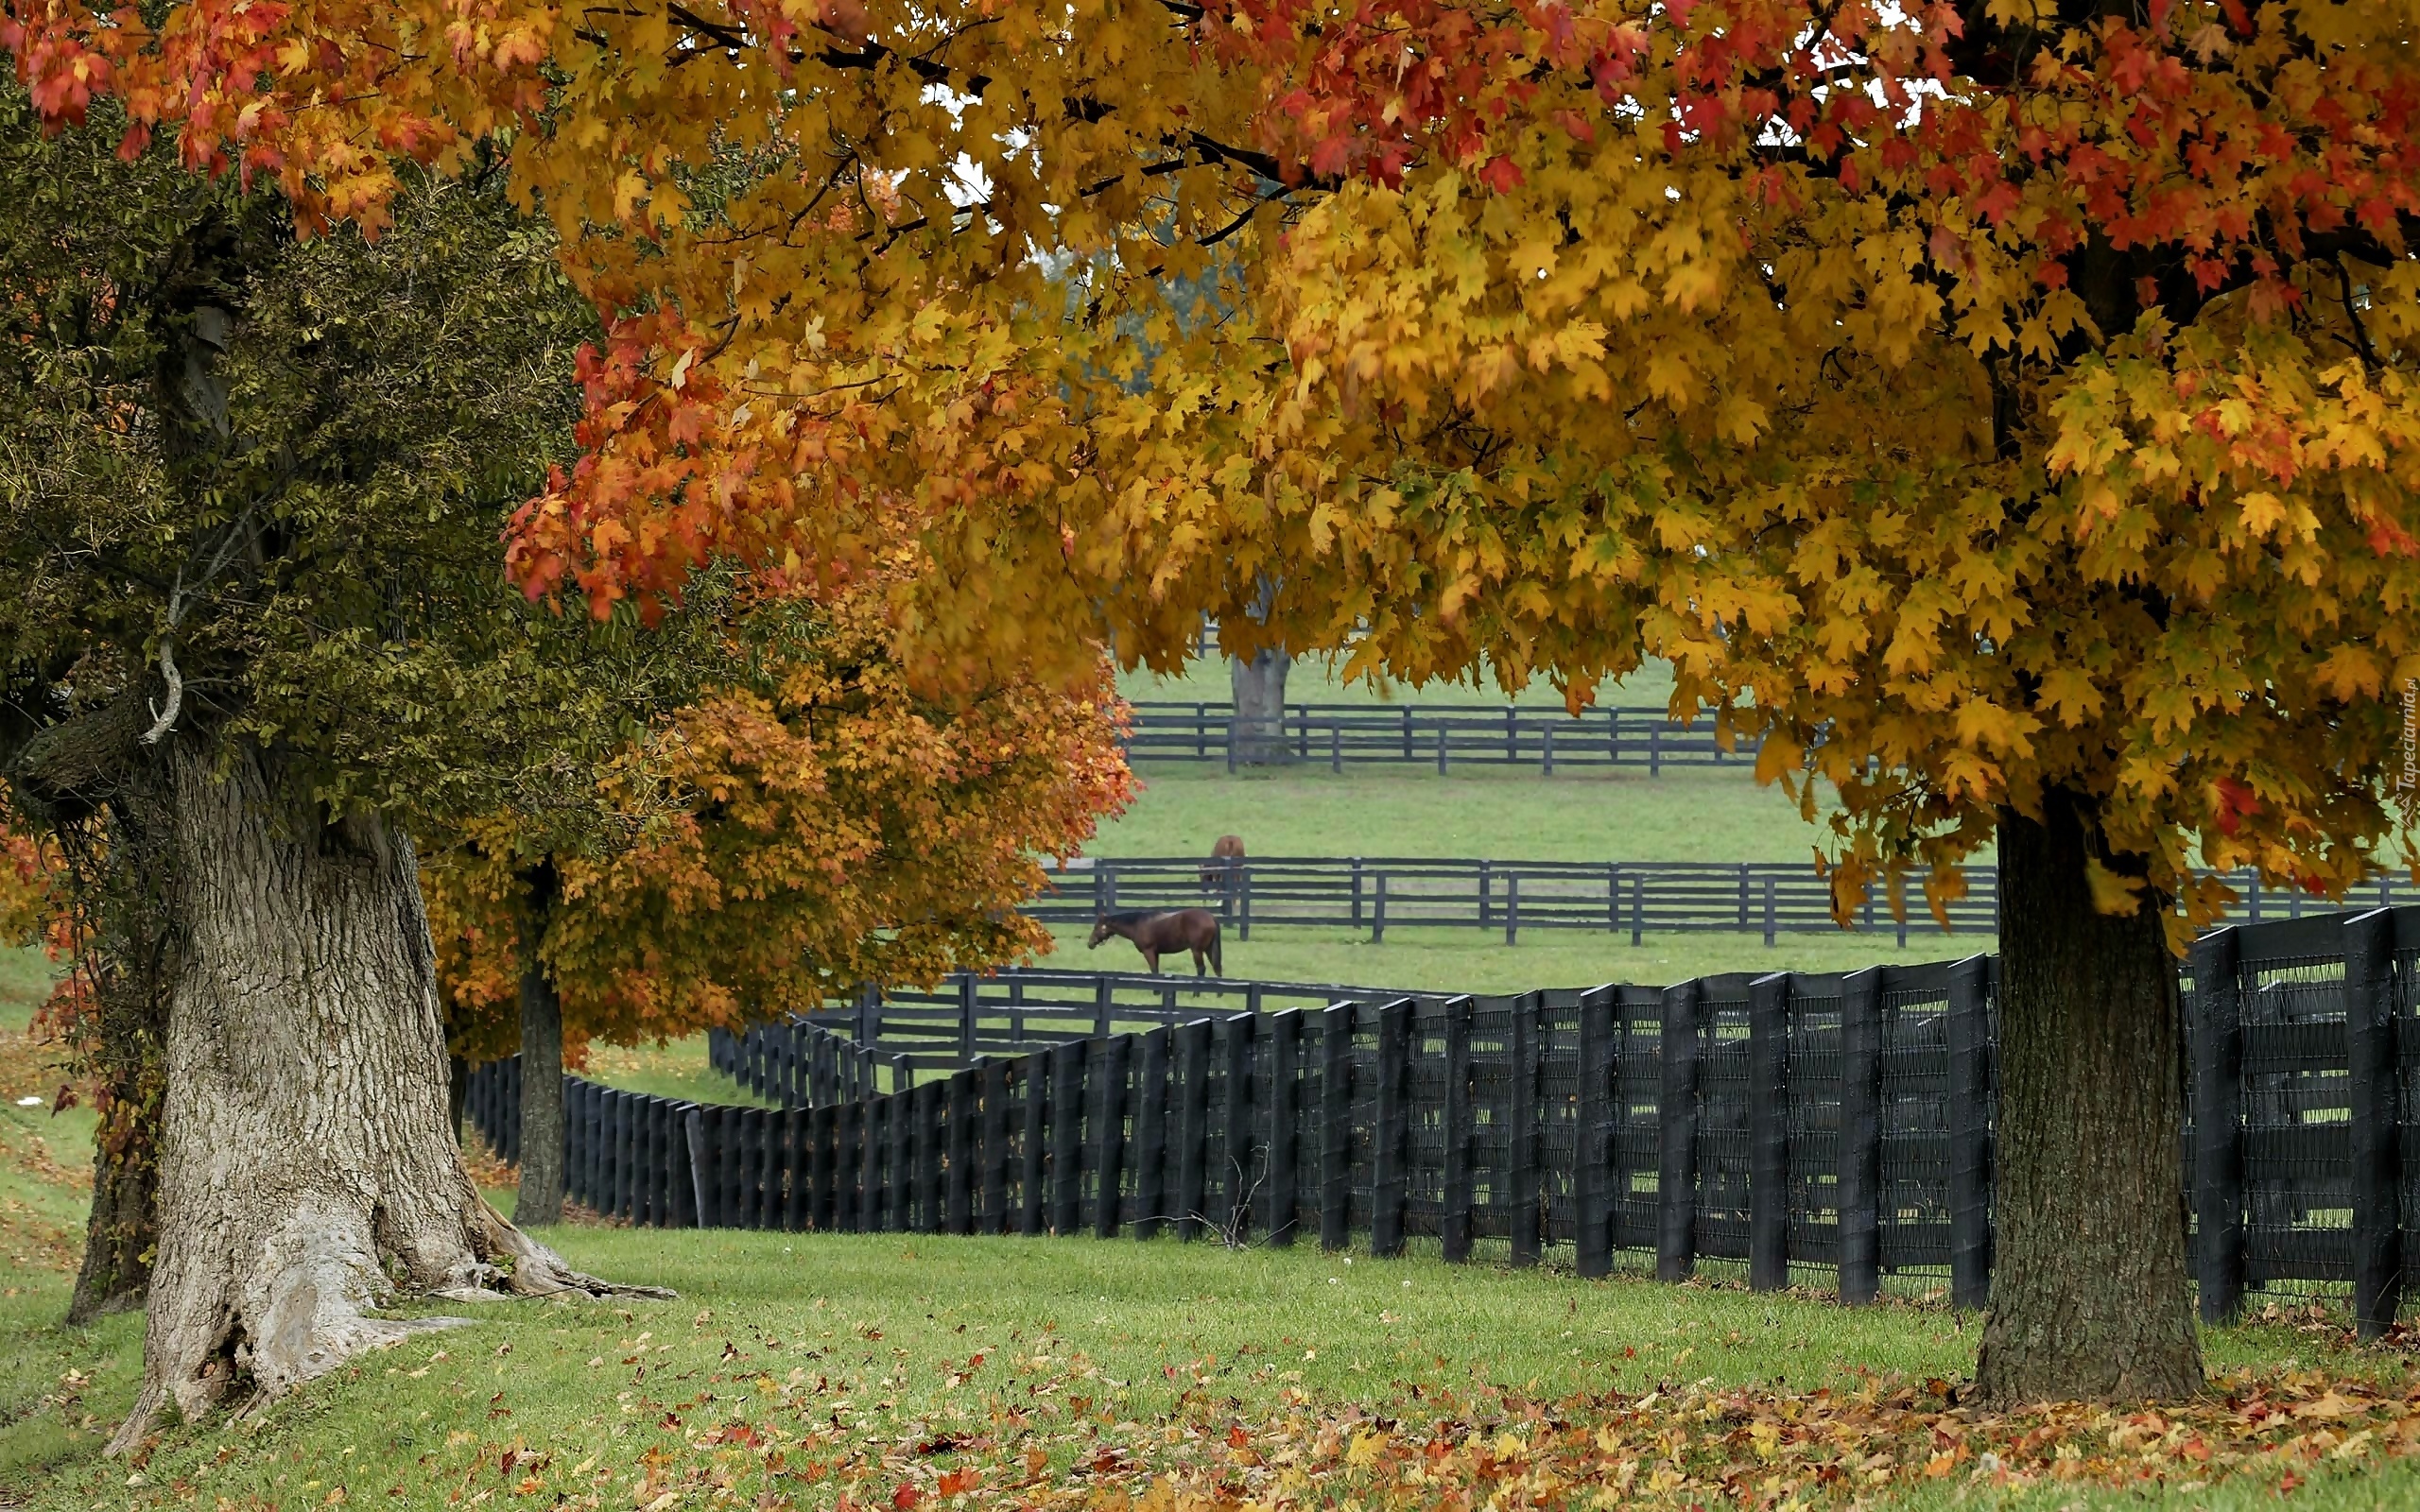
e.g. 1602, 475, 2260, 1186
1043, 923, 1994, 994
1088, 765, 1831, 864
9, 1211, 2419, 1510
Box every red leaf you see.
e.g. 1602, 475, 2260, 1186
891, 1486, 923, 1510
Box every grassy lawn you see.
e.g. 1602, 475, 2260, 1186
579, 1036, 779, 1109
1045, 923, 1998, 995
7, 1214, 2419, 1510
1088, 765, 1837, 865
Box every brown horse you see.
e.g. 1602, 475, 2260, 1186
1199, 833, 1244, 889
1088, 909, 1223, 976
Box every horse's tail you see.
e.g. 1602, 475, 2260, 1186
1208, 922, 1222, 977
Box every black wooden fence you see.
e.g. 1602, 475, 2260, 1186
1046, 856, 1981, 942
462, 903, 2420, 1332
1124, 701, 1755, 772
1030, 856, 2419, 945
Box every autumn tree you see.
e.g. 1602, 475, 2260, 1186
15, 0, 2419, 1408
424, 573, 1132, 1227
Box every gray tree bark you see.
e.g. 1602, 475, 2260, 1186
514, 864, 565, 1227
1973, 788, 2203, 1405
109, 739, 663, 1452
1228, 647, 1292, 766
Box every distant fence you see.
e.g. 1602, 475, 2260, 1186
465, 904, 2420, 1332
1029, 856, 2419, 944
1123, 701, 1754, 773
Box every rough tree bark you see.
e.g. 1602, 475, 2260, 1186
1228, 647, 1291, 766
110, 738, 664, 1452
514, 862, 565, 1227
1974, 788, 2203, 1405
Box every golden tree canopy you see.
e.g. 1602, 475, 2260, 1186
10, 0, 2419, 931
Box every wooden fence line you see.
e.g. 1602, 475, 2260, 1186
1122, 701, 1756, 773
1027, 856, 2419, 945
462, 904, 2420, 1333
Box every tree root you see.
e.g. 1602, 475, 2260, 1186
105, 1195, 673, 1456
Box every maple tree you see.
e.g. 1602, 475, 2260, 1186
13, 0, 2419, 1409
425, 570, 1132, 1223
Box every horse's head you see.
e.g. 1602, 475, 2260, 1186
1087, 917, 1112, 949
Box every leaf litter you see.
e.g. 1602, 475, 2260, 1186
354, 1331, 2420, 1511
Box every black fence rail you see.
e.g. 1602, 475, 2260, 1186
1124, 701, 1754, 773
461, 904, 2420, 1332
1028, 857, 2419, 945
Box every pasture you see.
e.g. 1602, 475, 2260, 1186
4, 667, 2409, 1512
1060, 751, 1999, 988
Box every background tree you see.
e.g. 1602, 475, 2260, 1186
0, 89, 726, 1443
14, 0, 2418, 1406
424, 571, 1134, 1224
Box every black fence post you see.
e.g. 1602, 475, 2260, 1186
863, 1094, 889, 1234
1219, 1015, 1256, 1242
1575, 986, 1616, 1279
959, 974, 980, 1063
1509, 991, 1543, 1266
1135, 1027, 1172, 1239
1266, 1010, 1303, 1246
684, 1108, 710, 1229
1441, 997, 1475, 1263
808, 1103, 835, 1230
948, 1069, 977, 1233
1749, 972, 1791, 1292
981, 1057, 1011, 1233
1836, 967, 1884, 1305
2346, 908, 2403, 1338
895, 1078, 919, 1233
1657, 981, 1702, 1283
2190, 926, 2245, 1323
1020, 1056, 1048, 1237
1095, 1036, 1132, 1240
734, 1106, 759, 1227
1945, 955, 1994, 1311
1371, 999, 1412, 1258
834, 1098, 859, 1232
1319, 1003, 1355, 1252
783, 1103, 807, 1231
1050, 1039, 1086, 1236
1175, 1019, 1214, 1240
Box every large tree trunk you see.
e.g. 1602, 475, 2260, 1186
514, 864, 565, 1227
1974, 789, 2203, 1405
1228, 647, 1292, 766
111, 739, 661, 1452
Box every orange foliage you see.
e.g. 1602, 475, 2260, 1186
424, 571, 1132, 1060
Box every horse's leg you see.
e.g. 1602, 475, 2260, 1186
1143, 947, 1160, 973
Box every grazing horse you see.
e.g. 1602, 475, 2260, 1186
1088, 909, 1223, 976
1199, 833, 1245, 889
